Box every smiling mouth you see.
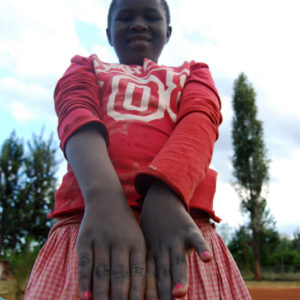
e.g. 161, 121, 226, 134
127, 34, 152, 43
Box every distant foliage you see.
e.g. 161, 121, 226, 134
0, 130, 59, 256
231, 73, 270, 280
229, 224, 300, 279
0, 132, 24, 254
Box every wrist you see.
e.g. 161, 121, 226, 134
142, 180, 185, 211
84, 186, 127, 210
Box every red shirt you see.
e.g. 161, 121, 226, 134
49, 55, 222, 222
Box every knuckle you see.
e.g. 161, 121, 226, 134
111, 264, 129, 281
131, 264, 146, 277
172, 254, 185, 265
78, 252, 92, 269
157, 265, 170, 279
94, 263, 110, 279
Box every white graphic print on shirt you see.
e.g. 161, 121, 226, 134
93, 57, 190, 123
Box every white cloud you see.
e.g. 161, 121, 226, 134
267, 148, 300, 226
10, 101, 35, 122
0, 76, 55, 123
214, 181, 246, 227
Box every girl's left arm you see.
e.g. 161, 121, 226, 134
136, 63, 222, 300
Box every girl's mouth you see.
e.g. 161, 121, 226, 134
127, 34, 152, 43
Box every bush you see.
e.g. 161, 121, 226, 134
6, 241, 40, 300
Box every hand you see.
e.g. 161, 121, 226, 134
77, 196, 146, 300
140, 181, 212, 300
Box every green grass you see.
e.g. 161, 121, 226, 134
246, 280, 300, 288
241, 269, 300, 282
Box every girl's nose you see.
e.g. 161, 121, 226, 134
129, 20, 148, 32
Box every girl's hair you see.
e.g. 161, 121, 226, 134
107, 0, 171, 29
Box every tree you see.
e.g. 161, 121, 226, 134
291, 229, 300, 253
0, 130, 58, 255
228, 225, 253, 271
231, 73, 270, 280
0, 132, 24, 255
22, 130, 58, 247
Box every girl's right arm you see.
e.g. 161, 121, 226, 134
54, 55, 146, 299
65, 124, 146, 300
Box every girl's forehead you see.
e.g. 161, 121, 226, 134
114, 0, 163, 12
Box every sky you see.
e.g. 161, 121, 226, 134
1, 0, 299, 236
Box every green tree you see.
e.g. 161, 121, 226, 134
0, 130, 58, 255
258, 225, 281, 267
228, 225, 253, 271
231, 73, 270, 280
291, 229, 300, 253
22, 130, 58, 247
0, 132, 24, 255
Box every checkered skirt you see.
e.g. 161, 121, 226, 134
24, 213, 251, 300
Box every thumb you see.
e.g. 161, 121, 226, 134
186, 229, 212, 263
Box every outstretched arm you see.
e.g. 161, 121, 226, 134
137, 63, 222, 300
141, 180, 212, 300
66, 124, 146, 300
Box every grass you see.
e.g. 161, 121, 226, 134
241, 269, 300, 282
246, 280, 300, 288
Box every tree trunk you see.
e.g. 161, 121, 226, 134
252, 228, 262, 280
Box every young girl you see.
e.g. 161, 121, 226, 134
25, 0, 251, 299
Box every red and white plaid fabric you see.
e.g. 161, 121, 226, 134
25, 214, 251, 300
185, 219, 251, 299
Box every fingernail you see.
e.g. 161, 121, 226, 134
202, 251, 211, 259
173, 283, 184, 291
82, 291, 92, 299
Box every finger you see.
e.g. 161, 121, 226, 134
186, 229, 212, 262
77, 243, 94, 300
170, 244, 189, 299
145, 255, 157, 300
92, 244, 110, 300
155, 250, 172, 300
129, 246, 146, 300
110, 246, 130, 300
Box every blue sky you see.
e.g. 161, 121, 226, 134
1, 0, 300, 235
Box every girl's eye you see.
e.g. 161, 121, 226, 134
146, 14, 162, 21
116, 17, 132, 22
116, 14, 133, 22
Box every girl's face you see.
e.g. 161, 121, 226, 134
107, 0, 172, 66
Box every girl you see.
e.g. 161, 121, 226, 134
25, 0, 251, 299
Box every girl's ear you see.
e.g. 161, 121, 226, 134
166, 26, 172, 43
106, 28, 113, 46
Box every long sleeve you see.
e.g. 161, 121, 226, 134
54, 55, 109, 154
135, 62, 222, 210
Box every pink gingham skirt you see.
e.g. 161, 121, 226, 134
24, 212, 251, 300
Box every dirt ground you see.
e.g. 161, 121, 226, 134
2, 290, 300, 300
2, 280, 300, 300
248, 287, 300, 300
